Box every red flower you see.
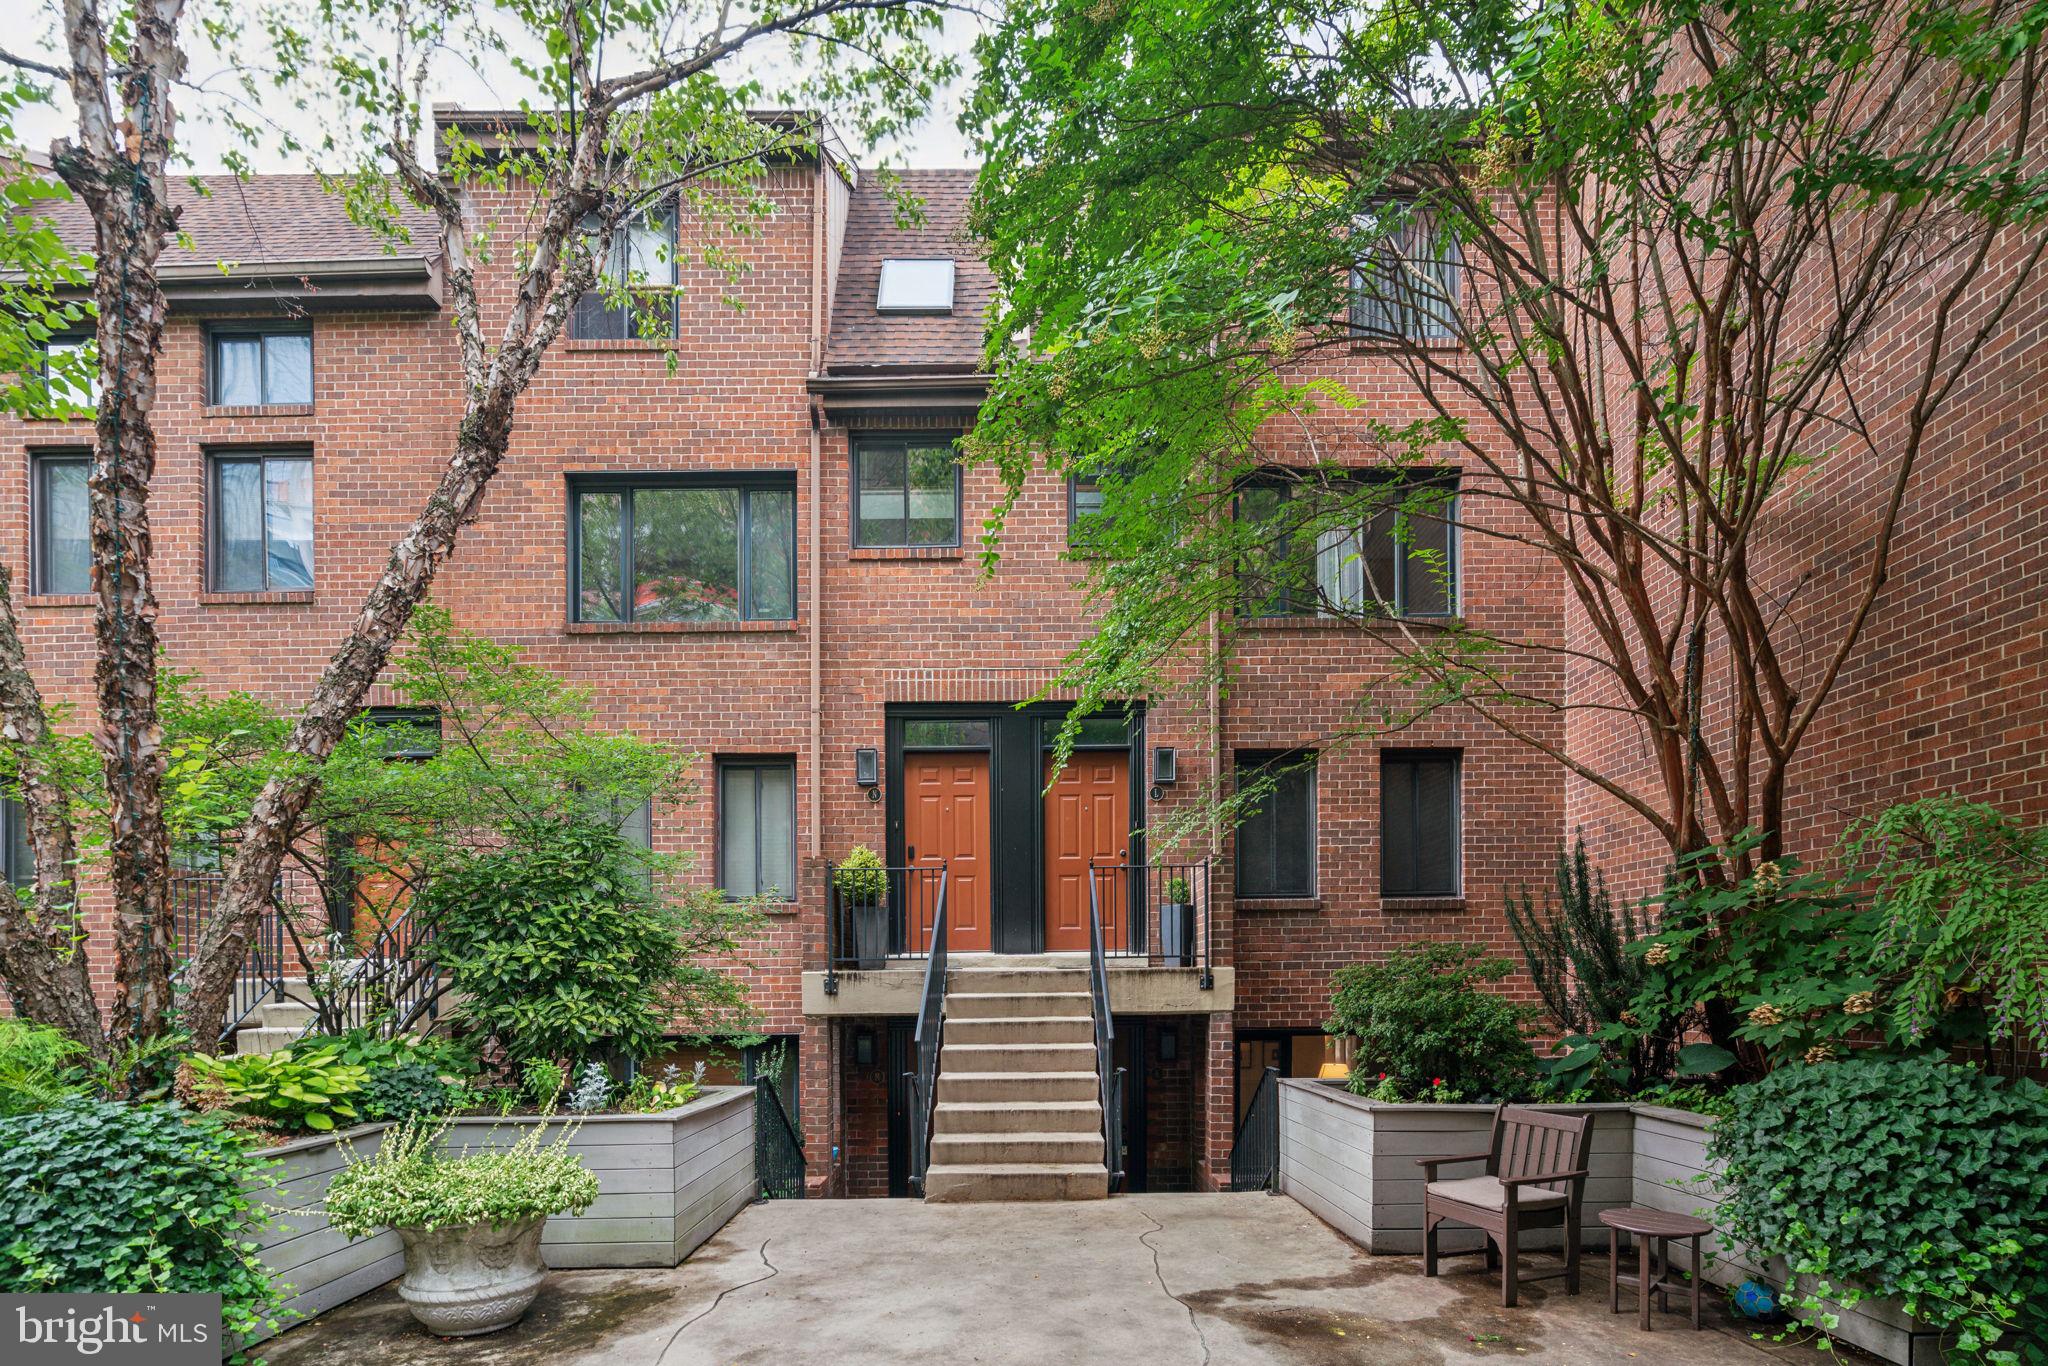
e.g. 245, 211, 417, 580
1431, 1077, 1445, 1087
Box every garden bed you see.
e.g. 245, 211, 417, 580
1274, 1080, 1939, 1365
244, 1085, 756, 1345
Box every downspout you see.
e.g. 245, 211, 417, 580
808, 160, 827, 865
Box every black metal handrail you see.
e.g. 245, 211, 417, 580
169, 873, 286, 1041
903, 862, 950, 1196
1231, 1065, 1282, 1192
824, 863, 949, 992
754, 1075, 807, 1200
1086, 864, 1127, 1193
298, 901, 442, 1040
1084, 861, 1214, 988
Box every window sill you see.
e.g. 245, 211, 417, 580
565, 619, 800, 635
21, 413, 94, 424
1239, 613, 1465, 631
202, 403, 313, 419
1345, 337, 1465, 354
23, 594, 92, 608
562, 337, 678, 353
1236, 896, 1323, 912
1381, 896, 1466, 913
848, 545, 965, 562
200, 590, 315, 606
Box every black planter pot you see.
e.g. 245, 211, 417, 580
1159, 902, 1193, 967
851, 897, 889, 970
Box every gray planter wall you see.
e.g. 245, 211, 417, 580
1275, 1081, 1937, 1365
243, 1085, 757, 1346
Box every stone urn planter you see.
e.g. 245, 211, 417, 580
394, 1216, 549, 1336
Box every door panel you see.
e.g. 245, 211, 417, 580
1042, 751, 1131, 951
902, 752, 993, 952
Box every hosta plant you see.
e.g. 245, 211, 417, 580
326, 1118, 600, 1237
184, 1042, 369, 1133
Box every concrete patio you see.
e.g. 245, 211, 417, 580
260, 1194, 1841, 1365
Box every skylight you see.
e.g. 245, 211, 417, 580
877, 258, 956, 313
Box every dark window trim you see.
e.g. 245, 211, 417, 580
1379, 748, 1462, 897
29, 449, 90, 595
206, 447, 316, 593
361, 705, 442, 761
849, 431, 964, 550
572, 201, 681, 341
1348, 202, 1464, 342
1233, 748, 1318, 899
1, 796, 30, 888
566, 471, 799, 625
205, 321, 314, 407
716, 756, 798, 900
1235, 467, 1459, 619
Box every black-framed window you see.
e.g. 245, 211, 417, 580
209, 326, 312, 406
31, 453, 89, 595
719, 759, 795, 899
2, 796, 31, 888
362, 706, 442, 760
36, 334, 98, 416
852, 433, 961, 548
1235, 750, 1316, 898
210, 451, 314, 592
573, 204, 678, 340
1381, 750, 1460, 896
571, 476, 796, 624
1238, 471, 1455, 618
1350, 205, 1462, 341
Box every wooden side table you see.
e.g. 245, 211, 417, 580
1598, 1207, 1713, 1331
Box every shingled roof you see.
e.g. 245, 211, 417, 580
42, 174, 438, 269
826, 168, 992, 374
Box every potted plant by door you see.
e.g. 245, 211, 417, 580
1160, 875, 1194, 966
325, 1119, 599, 1337
836, 845, 892, 969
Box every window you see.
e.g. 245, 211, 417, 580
209, 326, 312, 406
572, 478, 796, 624
719, 760, 795, 900
574, 204, 678, 340
2, 797, 31, 888
362, 707, 442, 760
903, 718, 992, 748
210, 452, 314, 592
1238, 472, 1455, 618
852, 434, 960, 548
1236, 477, 1315, 616
1381, 750, 1460, 897
37, 335, 98, 415
1350, 206, 1462, 341
876, 258, 956, 313
1235, 751, 1315, 898
32, 454, 89, 595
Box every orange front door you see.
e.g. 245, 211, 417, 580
1042, 750, 1131, 952
902, 752, 993, 952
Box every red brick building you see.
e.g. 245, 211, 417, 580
5, 110, 2043, 1195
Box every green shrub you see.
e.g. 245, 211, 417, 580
0, 1018, 88, 1116
325, 1118, 600, 1237
1326, 942, 1537, 1100
421, 819, 754, 1065
833, 845, 888, 901
1711, 1056, 2048, 1363
362, 1061, 462, 1123
317, 1027, 473, 1080
185, 1042, 369, 1133
0, 1099, 281, 1343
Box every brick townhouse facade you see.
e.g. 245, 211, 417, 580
5, 108, 2045, 1195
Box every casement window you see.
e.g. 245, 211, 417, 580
1350, 205, 1462, 342
210, 451, 314, 592
209, 326, 312, 406
573, 204, 678, 340
852, 434, 961, 548
718, 760, 795, 900
31, 453, 89, 595
36, 335, 98, 415
1235, 751, 1316, 898
571, 477, 796, 624
1380, 750, 1461, 897
1238, 472, 1455, 618
2, 797, 31, 888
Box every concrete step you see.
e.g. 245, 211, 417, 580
931, 1131, 1105, 1165
233, 1026, 299, 1056
942, 1015, 1094, 1046
924, 1162, 1109, 1202
935, 1100, 1102, 1135
256, 1001, 316, 1031
945, 968, 1091, 996
940, 1041, 1097, 1074
937, 1071, 1101, 1104
943, 991, 1091, 1020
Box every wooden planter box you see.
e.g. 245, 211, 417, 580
1274, 1081, 1941, 1365
243, 1085, 757, 1346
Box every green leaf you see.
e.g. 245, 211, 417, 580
1676, 1043, 1736, 1076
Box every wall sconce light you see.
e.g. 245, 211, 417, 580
1150, 746, 1178, 801
1157, 1024, 1179, 1062
854, 746, 881, 801
854, 1027, 876, 1067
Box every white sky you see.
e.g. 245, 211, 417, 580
12, 5, 984, 172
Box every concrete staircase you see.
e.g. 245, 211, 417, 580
232, 983, 318, 1055
924, 965, 1110, 1202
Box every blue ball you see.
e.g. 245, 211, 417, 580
1732, 1280, 1780, 1321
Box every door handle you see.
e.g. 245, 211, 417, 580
907, 845, 915, 862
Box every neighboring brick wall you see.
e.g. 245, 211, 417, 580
838, 1020, 893, 1198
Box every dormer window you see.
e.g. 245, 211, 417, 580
876, 258, 955, 314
